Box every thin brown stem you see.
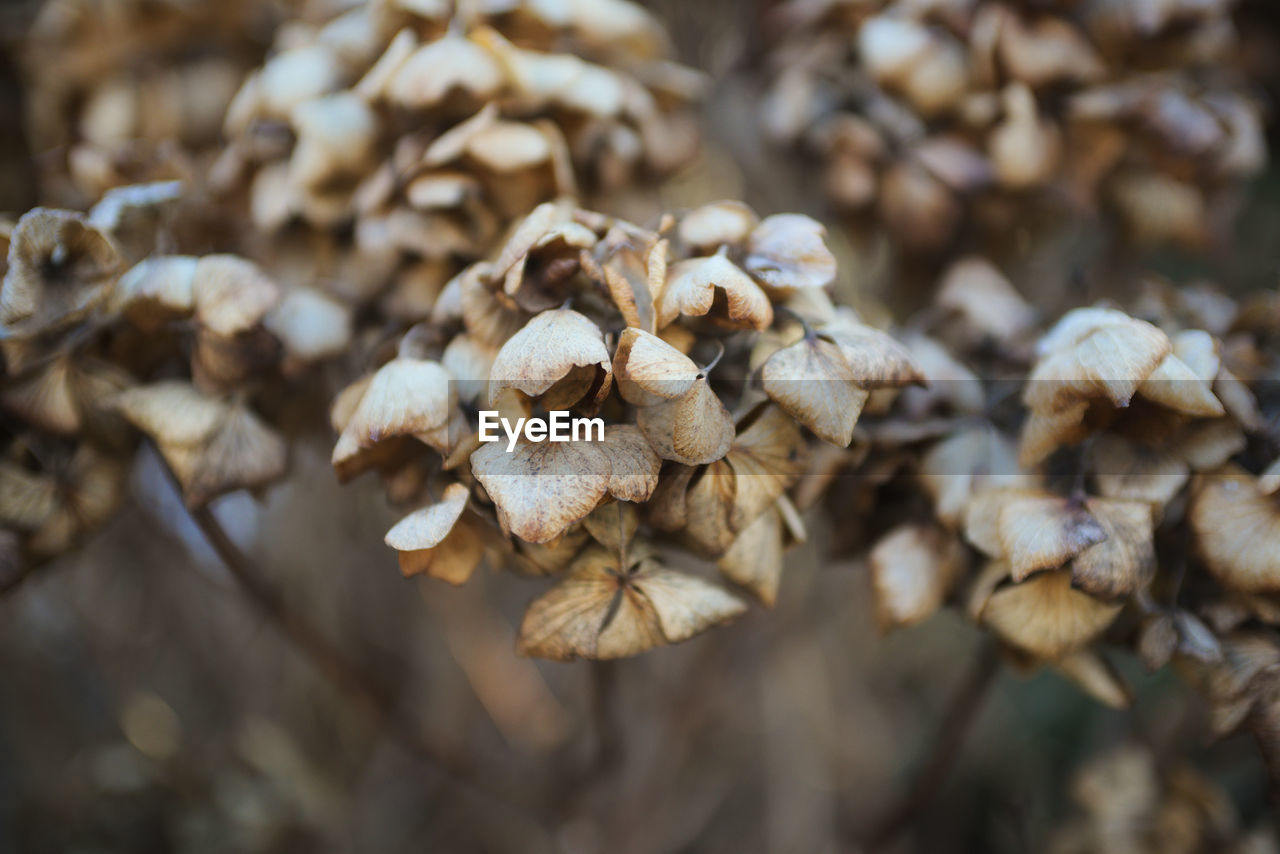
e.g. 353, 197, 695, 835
155, 451, 546, 828
863, 640, 1002, 851
589, 660, 623, 775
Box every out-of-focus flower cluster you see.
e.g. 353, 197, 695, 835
1048, 744, 1277, 853
759, 0, 1267, 254
19, 0, 289, 205
209, 0, 705, 326
822, 253, 1280, 782
0, 182, 353, 583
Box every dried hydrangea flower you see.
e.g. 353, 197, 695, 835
759, 0, 1264, 258
1, 208, 121, 338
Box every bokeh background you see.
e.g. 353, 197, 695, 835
2, 1, 1279, 852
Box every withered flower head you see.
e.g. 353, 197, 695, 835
1, 209, 121, 338
0, 443, 126, 561
516, 541, 746, 661
760, 0, 1264, 254
1190, 467, 1280, 594
112, 381, 287, 508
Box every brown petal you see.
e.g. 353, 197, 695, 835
920, 427, 1034, 528
1190, 468, 1280, 593
717, 506, 784, 606
761, 335, 867, 446
112, 255, 197, 329
2, 208, 120, 337
871, 523, 965, 630
599, 424, 661, 503
743, 213, 836, 291
1087, 434, 1189, 507
937, 256, 1036, 344
112, 381, 227, 447
1137, 352, 1224, 417
635, 377, 734, 466
332, 358, 454, 476
177, 404, 288, 508
678, 200, 758, 251
386, 31, 504, 108
656, 253, 772, 331
192, 255, 280, 337
1025, 309, 1171, 413
1069, 499, 1156, 599
385, 482, 484, 585
819, 317, 924, 388
263, 288, 352, 364
488, 308, 612, 408
516, 546, 745, 660
471, 440, 611, 544
614, 326, 700, 405
976, 566, 1122, 658
1053, 650, 1131, 709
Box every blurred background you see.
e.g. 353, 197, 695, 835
2, 1, 1280, 852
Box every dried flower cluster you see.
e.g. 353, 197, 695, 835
824, 254, 1280, 776
334, 198, 928, 659
211, 0, 705, 324
1048, 744, 1277, 853
5, 0, 1280, 831
759, 0, 1266, 253
0, 183, 352, 582
19, 0, 283, 204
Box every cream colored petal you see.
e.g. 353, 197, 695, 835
743, 213, 836, 290
385, 482, 470, 551
979, 569, 1121, 658
761, 336, 867, 446
488, 308, 610, 405
614, 326, 700, 405
471, 440, 610, 543
870, 523, 965, 630
635, 377, 734, 466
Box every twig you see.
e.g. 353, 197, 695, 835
589, 660, 623, 775
863, 640, 1002, 851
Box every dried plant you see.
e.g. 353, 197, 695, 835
1048, 744, 1276, 853
211, 0, 705, 326
3, 0, 1280, 849
840, 257, 1280, 784
332, 199, 922, 657
758, 0, 1266, 259
18, 0, 285, 205
0, 186, 350, 583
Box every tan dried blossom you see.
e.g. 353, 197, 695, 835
1, 209, 122, 339
760, 0, 1265, 255
112, 381, 287, 508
